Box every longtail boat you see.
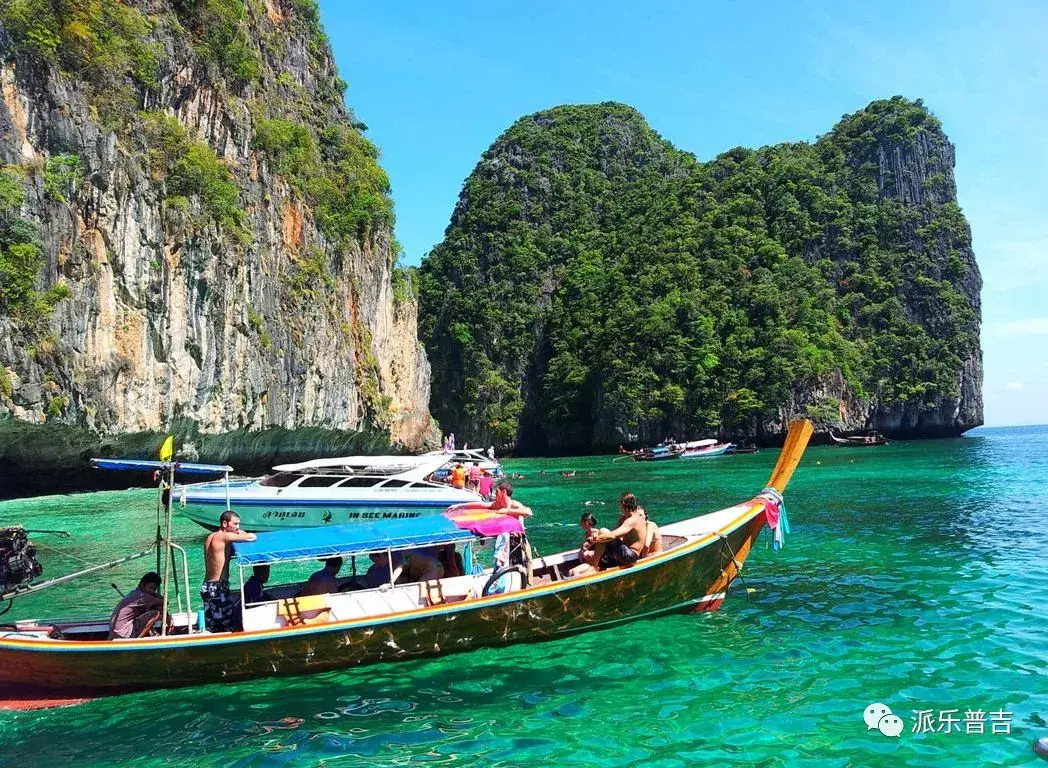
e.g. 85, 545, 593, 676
727, 443, 759, 454
0, 420, 813, 705
828, 429, 888, 446
630, 444, 686, 461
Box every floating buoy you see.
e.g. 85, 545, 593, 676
1034, 737, 1048, 761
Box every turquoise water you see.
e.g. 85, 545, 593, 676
0, 426, 1046, 766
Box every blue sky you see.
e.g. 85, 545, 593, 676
319, 0, 1048, 427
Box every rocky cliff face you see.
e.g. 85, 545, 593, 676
0, 0, 436, 449
803, 100, 983, 438
419, 98, 982, 452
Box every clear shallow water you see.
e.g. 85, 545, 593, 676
0, 426, 1046, 766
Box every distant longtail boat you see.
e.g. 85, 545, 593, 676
828, 429, 887, 446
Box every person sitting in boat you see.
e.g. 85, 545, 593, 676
299, 557, 343, 597
108, 571, 167, 639
591, 492, 646, 569
450, 463, 467, 490
437, 543, 465, 578
640, 509, 663, 557
202, 511, 257, 633
243, 564, 274, 605
365, 551, 395, 588
389, 548, 443, 584
568, 512, 600, 578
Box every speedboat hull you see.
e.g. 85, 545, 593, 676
178, 481, 482, 532
681, 443, 733, 458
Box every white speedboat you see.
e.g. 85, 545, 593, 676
423, 448, 504, 478
176, 455, 483, 532
680, 439, 734, 458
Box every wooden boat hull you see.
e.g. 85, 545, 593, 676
828, 430, 887, 446
631, 450, 684, 461
0, 502, 769, 697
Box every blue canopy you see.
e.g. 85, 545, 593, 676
91, 458, 234, 475
233, 516, 476, 566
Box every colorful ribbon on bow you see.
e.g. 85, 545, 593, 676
757, 487, 789, 551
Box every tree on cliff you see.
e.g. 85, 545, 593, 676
419, 98, 981, 452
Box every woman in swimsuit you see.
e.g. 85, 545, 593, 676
639, 508, 663, 557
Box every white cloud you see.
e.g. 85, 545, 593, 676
989, 317, 1048, 336
1005, 382, 1024, 390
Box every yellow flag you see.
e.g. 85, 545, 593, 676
159, 435, 174, 462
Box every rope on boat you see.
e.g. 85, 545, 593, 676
757, 487, 784, 508
32, 540, 96, 566
715, 532, 750, 601
529, 543, 561, 581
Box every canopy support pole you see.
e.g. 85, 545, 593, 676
161, 462, 175, 636
169, 542, 193, 634
238, 562, 246, 631
155, 478, 164, 575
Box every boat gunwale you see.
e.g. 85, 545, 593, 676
0, 498, 768, 654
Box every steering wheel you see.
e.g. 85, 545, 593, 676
482, 565, 528, 597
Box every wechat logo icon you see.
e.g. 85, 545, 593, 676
865, 702, 904, 737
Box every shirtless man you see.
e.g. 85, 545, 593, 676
201, 510, 256, 632
488, 482, 533, 520
591, 492, 647, 569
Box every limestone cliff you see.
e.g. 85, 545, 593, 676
419, 99, 982, 453
0, 0, 436, 449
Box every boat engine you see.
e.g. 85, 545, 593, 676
0, 527, 44, 595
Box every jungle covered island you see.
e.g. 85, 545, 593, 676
0, 0, 437, 472
419, 99, 982, 454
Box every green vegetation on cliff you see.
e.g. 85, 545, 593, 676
1, 0, 159, 132
0, 0, 393, 244
420, 98, 980, 450
0, 166, 69, 330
